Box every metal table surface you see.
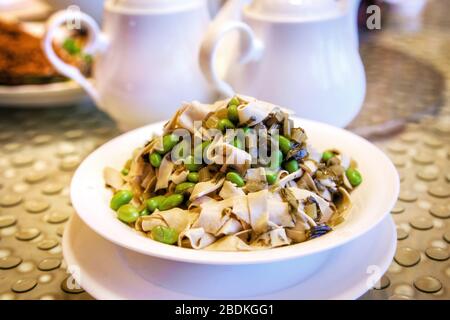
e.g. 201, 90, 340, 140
0, 1, 449, 300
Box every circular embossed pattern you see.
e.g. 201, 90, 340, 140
56, 225, 65, 237
423, 136, 443, 148
394, 247, 421, 267
46, 211, 70, 224
0, 193, 23, 207
413, 152, 435, 165
429, 204, 450, 219
24, 198, 50, 213
15, 228, 41, 241
373, 275, 391, 290
11, 154, 34, 167
64, 129, 84, 140
0, 215, 17, 228
397, 228, 409, 240
410, 216, 434, 230
60, 155, 81, 171
37, 239, 59, 251
391, 204, 405, 214
425, 247, 450, 261
398, 190, 418, 202
428, 185, 450, 198
414, 276, 442, 293
444, 231, 450, 243
61, 277, 85, 294
416, 167, 439, 181
42, 182, 63, 195
388, 142, 408, 153
0, 256, 22, 269
389, 295, 412, 300
38, 258, 61, 271
11, 279, 37, 293
24, 170, 48, 184
32, 134, 53, 145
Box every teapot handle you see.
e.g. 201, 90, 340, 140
43, 10, 107, 105
199, 21, 263, 97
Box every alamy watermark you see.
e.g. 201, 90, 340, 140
366, 5, 382, 30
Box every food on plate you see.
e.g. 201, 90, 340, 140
104, 96, 363, 251
0, 19, 91, 86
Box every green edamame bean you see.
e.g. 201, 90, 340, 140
217, 118, 235, 132
284, 159, 299, 173
62, 38, 81, 55
322, 151, 335, 162
270, 150, 284, 169
346, 168, 362, 187
226, 172, 245, 187
228, 105, 239, 123
184, 155, 203, 172
187, 172, 199, 183
149, 152, 162, 168
152, 225, 179, 245
139, 208, 150, 216
146, 195, 166, 213
117, 204, 139, 223
110, 190, 133, 211
228, 97, 240, 107
159, 194, 184, 211
233, 137, 244, 149
266, 173, 277, 185
175, 182, 196, 195
121, 168, 129, 176
278, 135, 292, 155
158, 134, 179, 154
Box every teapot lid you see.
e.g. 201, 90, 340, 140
245, 0, 347, 22
109, 0, 204, 13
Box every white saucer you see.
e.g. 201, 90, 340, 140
62, 214, 396, 300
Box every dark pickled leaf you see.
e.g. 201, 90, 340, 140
308, 224, 332, 239
280, 188, 300, 212
291, 128, 308, 144
286, 144, 308, 161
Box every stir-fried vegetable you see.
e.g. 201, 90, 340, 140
105, 95, 363, 251
117, 204, 139, 223
110, 190, 133, 211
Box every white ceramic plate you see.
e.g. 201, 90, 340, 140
0, 80, 89, 108
62, 213, 397, 300
70, 117, 399, 265
0, 22, 89, 108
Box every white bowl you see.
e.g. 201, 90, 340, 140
71, 117, 399, 265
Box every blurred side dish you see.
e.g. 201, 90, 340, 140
0, 19, 91, 86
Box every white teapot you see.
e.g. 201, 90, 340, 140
200, 0, 366, 127
44, 0, 215, 130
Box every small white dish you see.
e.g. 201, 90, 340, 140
0, 22, 89, 108
62, 213, 397, 300
0, 0, 50, 21
70, 117, 399, 265
0, 80, 89, 108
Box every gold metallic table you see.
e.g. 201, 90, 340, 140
0, 1, 449, 300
